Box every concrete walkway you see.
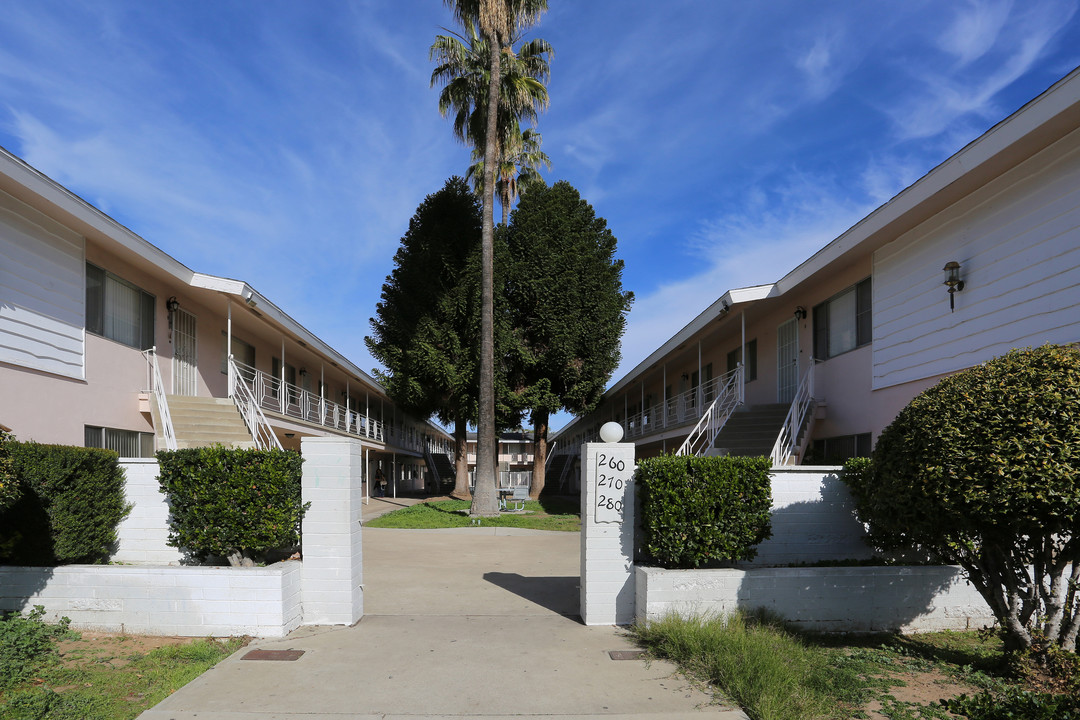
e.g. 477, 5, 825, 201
139, 516, 746, 719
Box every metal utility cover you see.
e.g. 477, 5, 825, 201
242, 649, 305, 661
607, 650, 646, 661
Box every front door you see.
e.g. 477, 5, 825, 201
173, 308, 198, 396
777, 318, 798, 404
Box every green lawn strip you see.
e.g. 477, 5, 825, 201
631, 612, 1016, 720
366, 498, 580, 531
0, 635, 246, 720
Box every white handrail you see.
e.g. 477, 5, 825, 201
770, 361, 816, 466
229, 355, 283, 451
144, 347, 178, 452
676, 365, 744, 456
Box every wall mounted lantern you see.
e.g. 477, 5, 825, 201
943, 261, 965, 312
794, 306, 807, 321
166, 296, 180, 341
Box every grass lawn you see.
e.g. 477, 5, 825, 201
632, 611, 1078, 720
366, 497, 580, 532
0, 615, 246, 720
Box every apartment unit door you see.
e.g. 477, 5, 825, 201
173, 308, 198, 396
777, 318, 798, 404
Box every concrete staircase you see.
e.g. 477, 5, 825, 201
165, 395, 256, 449
710, 403, 789, 457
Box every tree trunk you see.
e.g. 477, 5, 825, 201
469, 36, 503, 519
451, 417, 471, 500
530, 409, 548, 499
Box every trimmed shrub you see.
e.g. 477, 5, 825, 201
843, 344, 1080, 653
157, 446, 307, 566
638, 454, 772, 568
0, 441, 130, 565
0, 429, 18, 513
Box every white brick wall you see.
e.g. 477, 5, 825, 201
580, 442, 635, 626
0, 562, 303, 637
300, 437, 364, 626
636, 565, 995, 633
749, 467, 873, 566
113, 458, 182, 564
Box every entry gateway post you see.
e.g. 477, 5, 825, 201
580, 422, 635, 625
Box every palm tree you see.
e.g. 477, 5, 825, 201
437, 0, 549, 517
468, 126, 551, 225
432, 23, 552, 225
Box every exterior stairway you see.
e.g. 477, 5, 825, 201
166, 396, 256, 449
710, 403, 789, 457
426, 451, 456, 491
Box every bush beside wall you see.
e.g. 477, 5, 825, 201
157, 446, 307, 566
637, 455, 772, 569
0, 441, 129, 565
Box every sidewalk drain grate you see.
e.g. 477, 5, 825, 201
242, 649, 305, 661
607, 650, 646, 661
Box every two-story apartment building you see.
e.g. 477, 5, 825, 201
0, 147, 452, 495
550, 65, 1080, 486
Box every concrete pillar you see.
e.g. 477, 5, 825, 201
300, 436, 364, 625
580, 423, 636, 625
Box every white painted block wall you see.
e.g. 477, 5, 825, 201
749, 467, 873, 566
300, 436, 364, 626
113, 458, 183, 565
637, 565, 995, 633
0, 563, 303, 637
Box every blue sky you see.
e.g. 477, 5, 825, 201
2, 1, 1079, 431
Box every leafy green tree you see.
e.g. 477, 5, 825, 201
843, 345, 1080, 653
504, 181, 633, 497
436, 0, 549, 517
366, 178, 483, 498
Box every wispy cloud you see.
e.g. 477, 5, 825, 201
887, 0, 1077, 140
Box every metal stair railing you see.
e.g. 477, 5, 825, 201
143, 347, 178, 451
770, 360, 816, 466
228, 355, 283, 451
676, 365, 744, 457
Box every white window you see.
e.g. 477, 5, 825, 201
85, 263, 155, 350
813, 278, 872, 359
84, 425, 155, 458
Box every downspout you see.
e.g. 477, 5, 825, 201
280, 337, 286, 414
662, 365, 667, 428
741, 311, 746, 404
226, 301, 233, 398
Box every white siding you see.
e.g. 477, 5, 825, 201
872, 128, 1080, 389
0, 190, 84, 379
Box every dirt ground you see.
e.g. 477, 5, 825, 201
55, 631, 208, 668
863, 667, 977, 719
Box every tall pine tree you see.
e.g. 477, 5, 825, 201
504, 180, 633, 497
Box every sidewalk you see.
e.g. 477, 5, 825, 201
138, 521, 747, 719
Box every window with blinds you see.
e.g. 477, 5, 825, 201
84, 425, 155, 458
85, 263, 155, 350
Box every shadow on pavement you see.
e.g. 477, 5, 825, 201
483, 571, 581, 619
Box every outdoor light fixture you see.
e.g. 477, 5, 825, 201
943, 261, 965, 312
166, 296, 180, 341
794, 306, 807, 321
284, 433, 295, 439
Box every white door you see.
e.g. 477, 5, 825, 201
173, 309, 198, 396
777, 318, 798, 404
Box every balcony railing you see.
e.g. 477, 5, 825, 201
231, 360, 451, 455
624, 369, 738, 441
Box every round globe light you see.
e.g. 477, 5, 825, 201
599, 421, 624, 444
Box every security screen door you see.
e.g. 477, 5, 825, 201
777, 318, 798, 404
173, 308, 198, 396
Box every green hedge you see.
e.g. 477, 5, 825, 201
638, 455, 772, 569
157, 446, 307, 566
0, 430, 18, 513
0, 441, 130, 565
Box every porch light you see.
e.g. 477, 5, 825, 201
794, 306, 807, 321
166, 296, 180, 341
943, 261, 965, 312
